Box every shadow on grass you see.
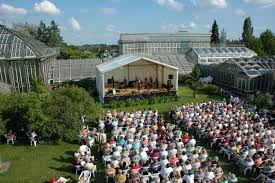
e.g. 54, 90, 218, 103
52, 155, 74, 164
49, 165, 75, 174
64, 150, 75, 156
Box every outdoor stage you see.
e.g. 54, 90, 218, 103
104, 86, 177, 102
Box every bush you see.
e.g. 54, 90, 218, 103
253, 95, 274, 109
200, 84, 220, 95
0, 83, 102, 142
109, 96, 178, 108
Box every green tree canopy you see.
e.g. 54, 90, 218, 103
211, 20, 220, 44
242, 17, 254, 44
260, 29, 275, 56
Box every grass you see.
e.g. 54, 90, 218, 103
0, 86, 249, 183
0, 143, 78, 183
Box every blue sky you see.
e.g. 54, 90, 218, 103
0, 0, 274, 45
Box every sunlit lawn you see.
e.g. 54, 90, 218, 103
0, 86, 250, 183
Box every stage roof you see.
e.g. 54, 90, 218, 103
97, 54, 179, 73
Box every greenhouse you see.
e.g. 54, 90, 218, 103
186, 47, 257, 65
202, 56, 275, 95
0, 25, 59, 92
96, 54, 178, 102
119, 32, 211, 55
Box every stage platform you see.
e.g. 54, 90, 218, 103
104, 88, 177, 102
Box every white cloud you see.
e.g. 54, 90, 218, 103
189, 21, 196, 28
191, 0, 227, 9
234, 8, 246, 16
161, 24, 186, 32
69, 17, 81, 31
0, 3, 27, 15
244, 0, 275, 8
99, 7, 117, 14
34, 0, 60, 15
154, 0, 184, 12
105, 24, 116, 32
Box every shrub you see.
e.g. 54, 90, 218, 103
253, 95, 274, 109
200, 84, 220, 95
0, 83, 102, 142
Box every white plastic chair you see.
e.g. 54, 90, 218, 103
30, 137, 37, 147
4, 134, 14, 144
79, 145, 91, 154
79, 170, 91, 183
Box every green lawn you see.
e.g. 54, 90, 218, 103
0, 86, 250, 183
0, 143, 78, 183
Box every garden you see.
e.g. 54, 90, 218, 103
0, 74, 274, 182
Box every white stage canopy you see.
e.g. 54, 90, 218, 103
96, 54, 179, 102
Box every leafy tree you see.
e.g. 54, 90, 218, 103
211, 20, 220, 44
253, 95, 274, 109
242, 17, 254, 44
190, 64, 201, 82
260, 29, 275, 56
36, 21, 48, 44
246, 36, 265, 56
183, 65, 202, 97
190, 82, 202, 98
47, 20, 63, 47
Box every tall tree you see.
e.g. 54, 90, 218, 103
36, 21, 48, 44
220, 28, 227, 44
47, 20, 63, 47
260, 29, 275, 56
242, 17, 254, 44
211, 20, 220, 44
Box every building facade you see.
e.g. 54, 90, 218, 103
0, 25, 59, 92
119, 32, 211, 55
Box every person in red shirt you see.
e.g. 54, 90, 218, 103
131, 162, 142, 172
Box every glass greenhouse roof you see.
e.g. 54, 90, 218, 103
120, 32, 211, 43
0, 25, 58, 60
193, 47, 257, 58
228, 57, 275, 77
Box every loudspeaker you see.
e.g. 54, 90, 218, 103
169, 74, 173, 79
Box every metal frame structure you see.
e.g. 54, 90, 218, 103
186, 47, 257, 65
0, 25, 59, 92
119, 32, 211, 55
201, 57, 275, 94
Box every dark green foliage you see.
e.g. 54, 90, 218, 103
242, 17, 254, 44
0, 83, 102, 142
200, 84, 220, 95
178, 74, 192, 84
253, 95, 274, 109
211, 20, 220, 44
60, 45, 97, 59
241, 17, 275, 56
109, 96, 179, 108
190, 64, 201, 82
13, 20, 63, 48
62, 78, 97, 97
260, 29, 275, 56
